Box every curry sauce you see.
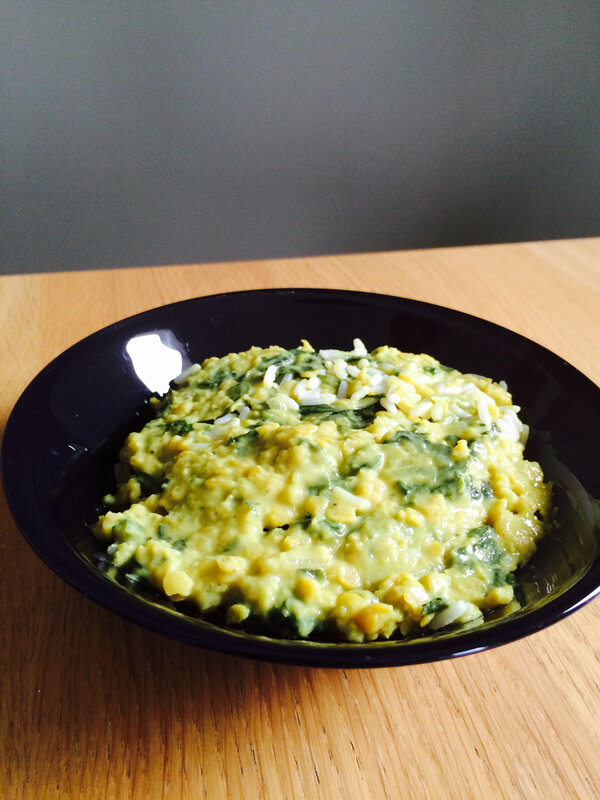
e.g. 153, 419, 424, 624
94, 340, 551, 641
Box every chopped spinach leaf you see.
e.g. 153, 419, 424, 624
293, 436, 324, 453
165, 419, 193, 436
307, 479, 330, 495
343, 445, 384, 475
288, 349, 325, 372
385, 431, 453, 460
448, 546, 471, 568
444, 434, 461, 448
131, 471, 161, 495
433, 463, 468, 498
469, 480, 493, 500
491, 567, 516, 588
384, 430, 429, 448
299, 402, 378, 430
157, 523, 169, 540
447, 526, 508, 572
229, 428, 259, 456
197, 368, 235, 389
265, 602, 301, 638
112, 518, 146, 542
298, 403, 337, 415
155, 397, 172, 417
468, 525, 504, 565
227, 377, 252, 401
259, 353, 294, 369
343, 404, 378, 429
321, 519, 344, 535
423, 597, 448, 615
120, 557, 150, 587
156, 523, 187, 551
345, 353, 373, 364
396, 460, 467, 501
299, 567, 327, 581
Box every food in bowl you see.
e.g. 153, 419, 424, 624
94, 339, 551, 641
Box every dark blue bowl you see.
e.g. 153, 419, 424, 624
2, 289, 599, 667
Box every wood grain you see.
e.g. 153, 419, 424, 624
1, 239, 599, 799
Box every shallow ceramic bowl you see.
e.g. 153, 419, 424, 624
2, 289, 599, 667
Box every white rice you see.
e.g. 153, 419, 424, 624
430, 402, 444, 421
380, 398, 397, 413
263, 364, 277, 387
277, 394, 300, 410
319, 349, 342, 361
214, 413, 235, 425
352, 338, 368, 356
298, 391, 337, 406
351, 386, 371, 402
333, 359, 348, 380
331, 486, 370, 510
495, 416, 518, 441
190, 441, 210, 451
496, 408, 524, 442
451, 403, 470, 419
429, 601, 468, 630
368, 370, 387, 393
294, 377, 336, 406
435, 382, 462, 395
173, 364, 199, 385
410, 399, 433, 418
477, 398, 492, 427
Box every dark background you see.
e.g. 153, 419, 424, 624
2, 1, 599, 274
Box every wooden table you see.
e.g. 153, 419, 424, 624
2, 239, 600, 799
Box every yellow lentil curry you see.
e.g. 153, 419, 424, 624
94, 340, 551, 641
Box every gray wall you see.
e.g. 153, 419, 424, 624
2, 1, 599, 274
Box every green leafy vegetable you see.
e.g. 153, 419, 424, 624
299, 402, 378, 430
112, 518, 145, 542
343, 445, 384, 475
265, 602, 302, 638
299, 567, 327, 581
229, 428, 259, 456
447, 526, 508, 572
423, 597, 449, 615
165, 419, 193, 436
197, 368, 236, 389
468, 526, 505, 565
131, 471, 161, 495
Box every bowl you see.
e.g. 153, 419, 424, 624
2, 288, 599, 667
